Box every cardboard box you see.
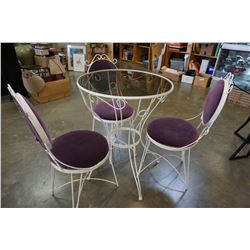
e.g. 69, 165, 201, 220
32, 78, 71, 103
181, 74, 194, 84
199, 44, 216, 56
162, 68, 184, 82
194, 73, 212, 88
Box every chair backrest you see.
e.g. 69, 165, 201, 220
7, 84, 52, 149
202, 73, 234, 127
87, 54, 117, 93
87, 54, 117, 73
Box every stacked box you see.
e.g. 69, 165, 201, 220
161, 68, 184, 82
194, 73, 212, 88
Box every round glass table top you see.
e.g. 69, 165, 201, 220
77, 69, 174, 100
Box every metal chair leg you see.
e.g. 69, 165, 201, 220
181, 149, 190, 191
109, 151, 119, 187
76, 173, 83, 208
128, 147, 142, 200
92, 117, 96, 131
138, 138, 151, 175
186, 149, 191, 189
51, 166, 55, 196
70, 174, 75, 208
87, 171, 92, 180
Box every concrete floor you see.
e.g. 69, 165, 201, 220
1, 64, 250, 208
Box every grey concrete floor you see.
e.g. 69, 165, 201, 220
1, 64, 250, 208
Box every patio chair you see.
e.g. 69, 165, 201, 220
138, 73, 234, 197
7, 84, 118, 208
85, 54, 134, 131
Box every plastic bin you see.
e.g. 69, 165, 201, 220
170, 58, 184, 71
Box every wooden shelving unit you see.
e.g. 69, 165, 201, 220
133, 44, 151, 70
119, 43, 165, 71
117, 43, 220, 74
163, 43, 220, 74
167, 50, 191, 54
119, 43, 150, 70
86, 43, 114, 63
191, 53, 217, 59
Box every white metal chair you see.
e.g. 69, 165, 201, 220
7, 84, 118, 208
85, 54, 134, 131
138, 73, 234, 197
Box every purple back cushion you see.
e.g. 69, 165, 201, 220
88, 60, 117, 92
89, 60, 116, 72
203, 80, 225, 124
13, 95, 52, 147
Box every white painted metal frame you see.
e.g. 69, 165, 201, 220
77, 69, 174, 200
84, 53, 118, 68
138, 73, 235, 198
7, 84, 118, 208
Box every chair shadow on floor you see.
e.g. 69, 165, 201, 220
139, 154, 189, 207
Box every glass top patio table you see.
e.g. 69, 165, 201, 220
77, 69, 173, 100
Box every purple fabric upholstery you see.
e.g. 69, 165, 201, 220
88, 59, 117, 92
54, 73, 65, 80
51, 130, 109, 169
203, 80, 225, 124
89, 60, 116, 72
24, 97, 52, 144
93, 101, 133, 120
147, 118, 199, 147
12, 94, 52, 148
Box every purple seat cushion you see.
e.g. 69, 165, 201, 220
203, 80, 224, 124
147, 118, 199, 147
51, 130, 109, 169
93, 101, 133, 121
